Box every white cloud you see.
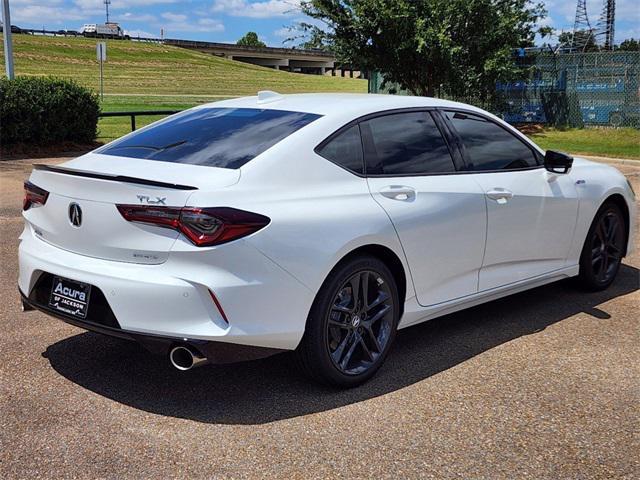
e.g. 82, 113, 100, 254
160, 16, 225, 34
211, 0, 300, 19
119, 12, 158, 23
161, 12, 187, 22
273, 27, 291, 38
124, 0, 178, 5
11, 0, 63, 5
11, 5, 84, 24
617, 27, 640, 41
539, 0, 640, 43
73, 0, 177, 10
616, 0, 640, 25
537, 16, 554, 28
544, 0, 638, 26
198, 18, 224, 28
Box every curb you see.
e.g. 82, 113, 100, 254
579, 155, 640, 166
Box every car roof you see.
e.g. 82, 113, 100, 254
200, 93, 486, 118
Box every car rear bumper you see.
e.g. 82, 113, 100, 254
19, 288, 284, 363
18, 228, 314, 351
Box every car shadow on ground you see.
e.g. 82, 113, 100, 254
44, 264, 639, 425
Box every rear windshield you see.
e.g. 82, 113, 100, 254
98, 108, 321, 169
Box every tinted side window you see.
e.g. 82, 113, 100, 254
98, 108, 321, 169
317, 125, 364, 174
362, 112, 455, 175
445, 111, 538, 171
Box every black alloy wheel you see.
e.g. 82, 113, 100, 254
326, 270, 394, 376
579, 202, 626, 291
296, 255, 399, 387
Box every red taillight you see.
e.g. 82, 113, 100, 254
116, 205, 270, 247
23, 181, 49, 210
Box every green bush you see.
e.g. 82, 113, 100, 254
0, 76, 99, 146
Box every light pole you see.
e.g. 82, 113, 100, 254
2, 0, 15, 79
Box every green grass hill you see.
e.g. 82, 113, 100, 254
0, 34, 366, 140
0, 34, 366, 97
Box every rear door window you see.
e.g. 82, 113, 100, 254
361, 112, 455, 175
98, 108, 321, 169
316, 125, 364, 174
444, 111, 539, 171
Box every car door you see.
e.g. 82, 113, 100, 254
362, 110, 487, 307
442, 110, 579, 291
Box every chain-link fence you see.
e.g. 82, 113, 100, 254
369, 50, 640, 128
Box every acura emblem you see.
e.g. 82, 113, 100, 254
69, 203, 82, 227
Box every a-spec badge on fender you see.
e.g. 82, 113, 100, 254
137, 195, 167, 205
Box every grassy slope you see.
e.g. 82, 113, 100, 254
0, 34, 367, 141
528, 128, 640, 160
0, 34, 366, 95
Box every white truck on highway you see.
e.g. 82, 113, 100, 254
80, 23, 129, 40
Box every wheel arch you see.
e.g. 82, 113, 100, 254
601, 193, 630, 256
333, 244, 408, 319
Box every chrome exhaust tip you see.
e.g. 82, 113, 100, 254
169, 345, 208, 371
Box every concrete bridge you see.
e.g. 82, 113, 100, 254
164, 38, 358, 77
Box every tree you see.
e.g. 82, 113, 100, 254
300, 0, 549, 99
618, 38, 639, 51
284, 23, 333, 51
237, 31, 266, 48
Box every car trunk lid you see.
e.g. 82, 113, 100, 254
24, 153, 240, 264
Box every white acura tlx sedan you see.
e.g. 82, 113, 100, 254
19, 92, 636, 386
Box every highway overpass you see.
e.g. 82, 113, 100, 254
164, 39, 358, 76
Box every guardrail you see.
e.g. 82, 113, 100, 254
98, 110, 182, 132
12, 29, 333, 56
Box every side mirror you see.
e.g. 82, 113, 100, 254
544, 150, 573, 174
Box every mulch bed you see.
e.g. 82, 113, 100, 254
0, 141, 102, 161
513, 123, 545, 135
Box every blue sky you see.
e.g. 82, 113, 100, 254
7, 0, 640, 47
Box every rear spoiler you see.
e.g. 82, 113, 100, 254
32, 164, 198, 191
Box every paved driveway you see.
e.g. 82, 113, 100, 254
1, 158, 638, 479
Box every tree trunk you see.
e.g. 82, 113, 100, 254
413, 83, 434, 97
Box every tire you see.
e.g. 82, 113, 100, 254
295, 254, 400, 387
577, 202, 626, 291
609, 112, 624, 128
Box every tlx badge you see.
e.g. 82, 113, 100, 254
137, 195, 167, 205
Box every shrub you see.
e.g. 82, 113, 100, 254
0, 76, 99, 146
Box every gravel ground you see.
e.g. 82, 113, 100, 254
0, 157, 638, 479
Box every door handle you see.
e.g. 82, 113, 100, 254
379, 185, 416, 201
486, 188, 514, 204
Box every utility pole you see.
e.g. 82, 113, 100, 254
104, 0, 111, 23
1, 0, 15, 79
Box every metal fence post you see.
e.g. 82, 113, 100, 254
1, 0, 15, 79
